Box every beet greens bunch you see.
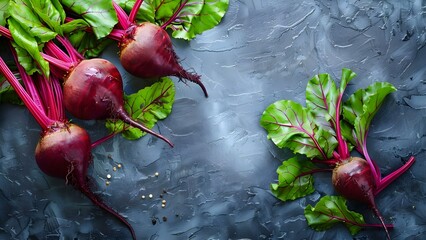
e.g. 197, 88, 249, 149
260, 68, 415, 240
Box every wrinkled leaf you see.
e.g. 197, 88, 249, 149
115, 0, 155, 23
170, 0, 229, 40
8, 18, 49, 76
60, 0, 117, 39
106, 78, 175, 140
0, 0, 9, 26
9, 0, 57, 42
29, 0, 64, 34
271, 157, 317, 201
306, 73, 338, 133
304, 195, 365, 235
260, 100, 336, 159
119, 0, 228, 40
339, 68, 357, 95
343, 82, 396, 147
61, 19, 111, 58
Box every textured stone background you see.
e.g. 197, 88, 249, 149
1, 0, 425, 239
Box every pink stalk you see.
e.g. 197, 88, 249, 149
0, 25, 12, 39
113, 1, 130, 29
374, 156, 416, 195
361, 142, 381, 185
91, 132, 117, 149
128, 0, 144, 23
41, 53, 74, 72
56, 36, 84, 62
335, 94, 349, 160
44, 41, 71, 62
161, 0, 188, 29
0, 57, 54, 129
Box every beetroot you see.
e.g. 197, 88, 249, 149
333, 157, 390, 239
63, 58, 173, 146
35, 122, 136, 240
0, 55, 136, 240
118, 22, 208, 97
42, 38, 174, 147
108, 1, 208, 97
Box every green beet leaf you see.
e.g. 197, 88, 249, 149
304, 195, 365, 235
29, 0, 65, 34
343, 82, 396, 147
0, 0, 9, 26
106, 78, 175, 140
306, 73, 338, 132
9, 0, 57, 42
8, 18, 50, 76
60, 0, 117, 39
61, 19, 112, 58
271, 157, 316, 201
260, 100, 336, 159
169, 0, 229, 40
115, 0, 155, 23
119, 0, 229, 40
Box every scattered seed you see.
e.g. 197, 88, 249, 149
162, 216, 168, 222
148, 194, 153, 199
161, 203, 166, 208
151, 218, 157, 225
113, 167, 117, 171
161, 199, 166, 204
154, 172, 159, 177
106, 181, 110, 186
141, 195, 146, 199
106, 174, 112, 179
117, 164, 122, 168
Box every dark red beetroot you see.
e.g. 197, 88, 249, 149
108, 1, 208, 97
40, 38, 174, 147
35, 123, 136, 240
118, 22, 208, 97
333, 157, 390, 239
0, 55, 136, 240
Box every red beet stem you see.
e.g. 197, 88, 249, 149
128, 0, 144, 23
77, 182, 136, 240
375, 156, 416, 195
116, 107, 174, 147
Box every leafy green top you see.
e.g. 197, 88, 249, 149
260, 69, 397, 235
106, 77, 175, 140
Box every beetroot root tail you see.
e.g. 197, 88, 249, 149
175, 70, 208, 98
372, 206, 392, 240
77, 183, 136, 240
116, 107, 174, 147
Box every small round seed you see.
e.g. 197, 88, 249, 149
148, 194, 153, 199
106, 174, 112, 179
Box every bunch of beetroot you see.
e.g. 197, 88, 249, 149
260, 69, 416, 239
0, 0, 228, 239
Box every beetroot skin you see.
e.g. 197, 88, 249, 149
35, 123, 91, 179
332, 157, 390, 239
63, 58, 173, 147
332, 157, 376, 205
119, 22, 208, 97
35, 122, 136, 240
